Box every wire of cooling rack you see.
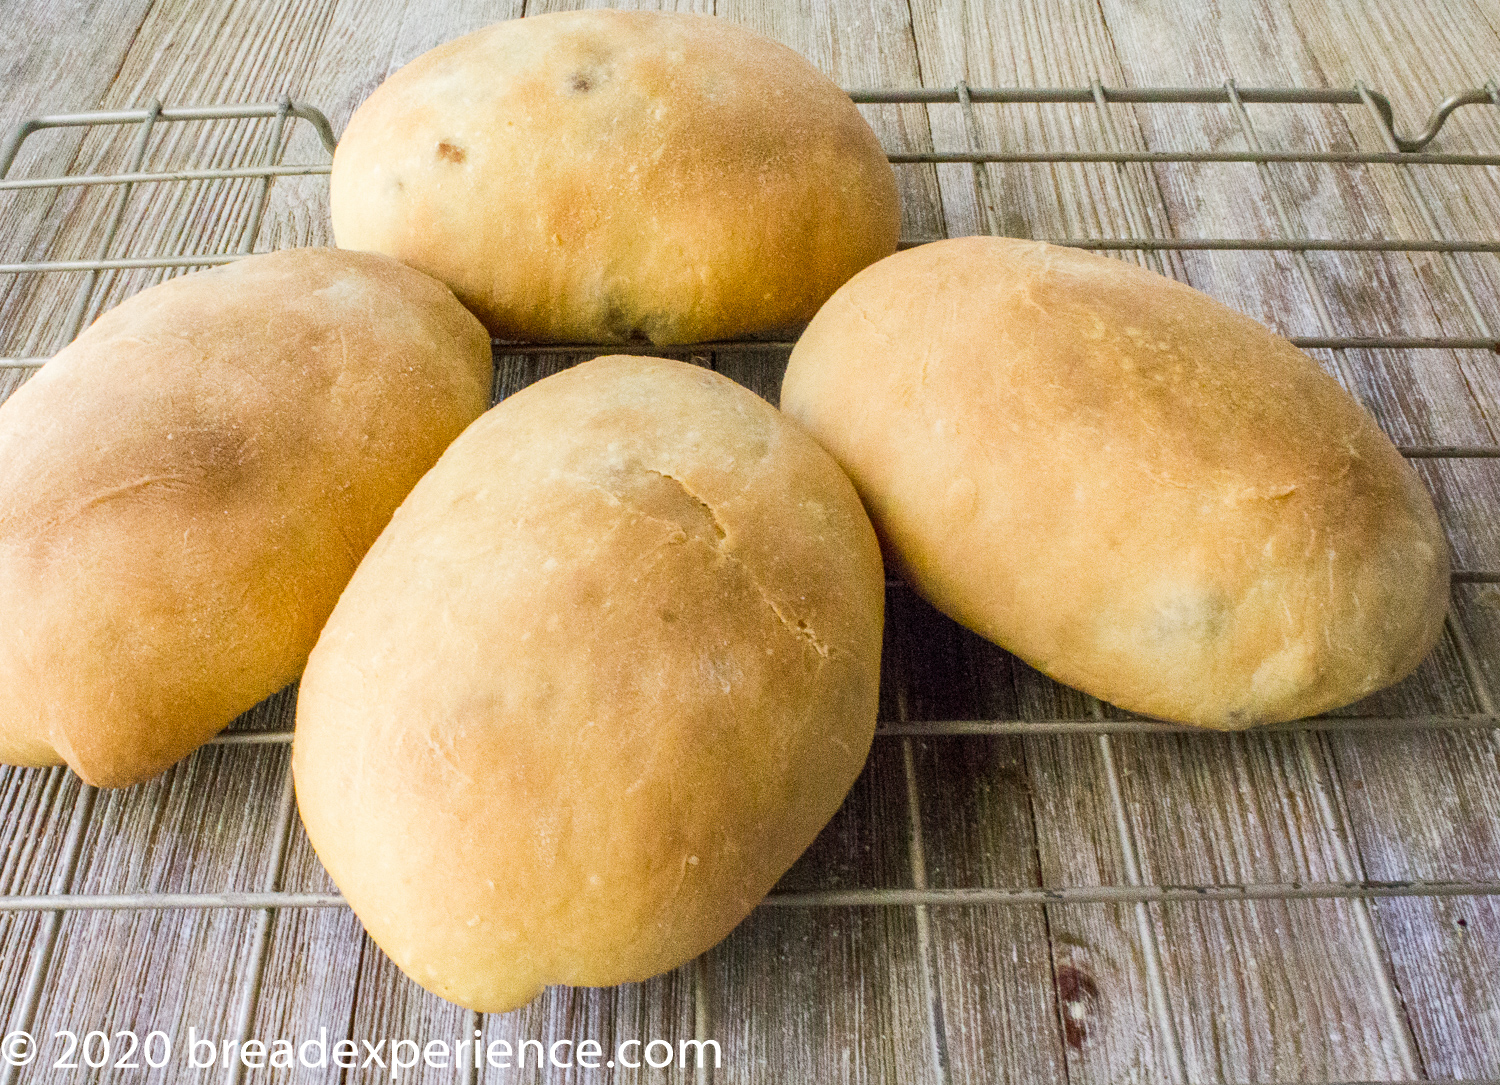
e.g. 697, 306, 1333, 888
3, 85, 1500, 363
2, 83, 1500, 1084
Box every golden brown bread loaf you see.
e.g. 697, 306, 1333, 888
781, 237, 1450, 727
0, 248, 492, 786
329, 10, 900, 344
293, 355, 884, 1012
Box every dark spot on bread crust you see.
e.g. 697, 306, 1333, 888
435, 140, 466, 164
601, 298, 639, 341
569, 73, 594, 93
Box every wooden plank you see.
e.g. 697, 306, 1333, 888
704, 905, 939, 1084
0, 710, 290, 1037
0, 766, 78, 1038
904, 6, 1204, 1082
340, 951, 470, 1085
245, 826, 366, 1085
774, 737, 913, 895
881, 580, 1113, 1081
479, 967, 698, 1085
246, 907, 366, 1081
717, 7, 1076, 1080
912, 736, 1069, 1085
1267, 2, 1500, 459
998, 4, 1500, 1082
701, 9, 974, 1074
0, 0, 153, 133
1332, 697, 1500, 1077
257, 0, 948, 254
1281, 0, 1500, 322
30, 910, 259, 1080
711, 341, 961, 1078
0, 767, 82, 898
1239, 19, 1500, 1069
1454, 582, 1500, 705
907, 0, 1188, 274
1026, 735, 1170, 1081
2, 5, 1499, 1083
717, 0, 947, 246
20, 750, 289, 1083
0, 0, 156, 366
0, 913, 43, 1034
1091, 0, 1497, 447
1326, 626, 1488, 722
0, 0, 386, 1059
252, 0, 529, 254
1114, 731, 1420, 1080
0, 687, 293, 1067
1094, 9, 1500, 1077
1360, 893, 1500, 1081
72, 745, 289, 896
1412, 458, 1500, 579
1, 0, 353, 363
1411, 577, 1500, 1077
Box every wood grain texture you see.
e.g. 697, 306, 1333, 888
0, 0, 158, 369
246, 881, 366, 1083
478, 967, 698, 1085
1332, 721, 1500, 1078
1028, 736, 1169, 1082
913, 737, 1068, 1085
339, 953, 470, 1085
902, 7, 1402, 1082
935, 4, 1500, 1080
1114, 732, 1415, 1080
705, 905, 940, 1085
1092, 0, 1498, 445
17, 741, 293, 1083
2, 2, 1500, 1083
1, 0, 351, 360
253, 0, 529, 254
1104, 8, 1500, 1077
0, 767, 82, 1039
0, 768, 83, 898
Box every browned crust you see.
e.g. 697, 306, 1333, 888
781, 237, 1450, 727
330, 11, 900, 344
0, 248, 493, 785
293, 356, 884, 1011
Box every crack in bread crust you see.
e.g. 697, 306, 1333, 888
586, 465, 836, 661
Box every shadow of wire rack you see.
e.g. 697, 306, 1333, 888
1, 83, 1499, 1084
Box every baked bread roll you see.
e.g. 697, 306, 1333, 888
330, 10, 900, 344
294, 356, 883, 1012
781, 237, 1450, 727
0, 248, 492, 786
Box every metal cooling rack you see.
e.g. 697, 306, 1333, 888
1, 83, 1499, 1084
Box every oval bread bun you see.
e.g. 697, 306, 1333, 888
0, 248, 492, 786
330, 11, 900, 344
293, 356, 884, 1012
781, 237, 1450, 727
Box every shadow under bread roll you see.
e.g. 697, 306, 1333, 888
0, 248, 493, 787
294, 356, 884, 1012
781, 236, 1450, 727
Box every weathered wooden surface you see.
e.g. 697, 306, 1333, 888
2, 2, 1499, 1082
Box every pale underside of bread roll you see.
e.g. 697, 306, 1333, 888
0, 248, 492, 786
330, 10, 900, 344
294, 356, 884, 1012
781, 236, 1450, 727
